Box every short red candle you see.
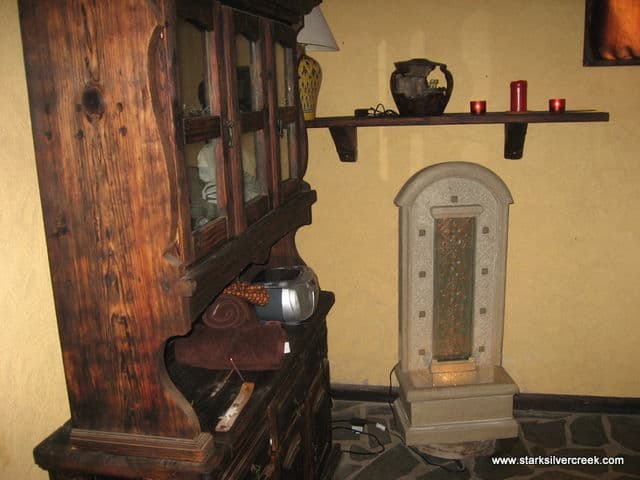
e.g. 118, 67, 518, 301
470, 100, 486, 115
510, 80, 527, 112
549, 98, 566, 112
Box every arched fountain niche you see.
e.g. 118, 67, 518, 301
393, 161, 518, 458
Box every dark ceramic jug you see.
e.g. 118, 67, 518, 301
390, 58, 453, 116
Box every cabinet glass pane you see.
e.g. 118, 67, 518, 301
177, 19, 209, 116
176, 18, 219, 231
235, 34, 259, 112
241, 131, 263, 202
275, 43, 288, 107
186, 141, 220, 229
279, 126, 291, 180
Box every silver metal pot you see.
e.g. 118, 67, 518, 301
253, 266, 319, 325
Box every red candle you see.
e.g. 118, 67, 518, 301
549, 98, 566, 112
470, 100, 486, 115
510, 80, 527, 112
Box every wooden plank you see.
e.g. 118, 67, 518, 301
240, 110, 266, 132
177, 0, 215, 30
279, 106, 298, 124
306, 110, 610, 128
184, 116, 222, 143
192, 217, 229, 261
504, 123, 528, 160
308, 111, 610, 161
18, 0, 200, 440
264, 20, 282, 209
180, 189, 317, 320
69, 429, 214, 463
220, 6, 246, 234
34, 422, 225, 478
272, 22, 297, 48
221, 0, 319, 23
328, 126, 357, 162
215, 382, 255, 432
245, 194, 270, 226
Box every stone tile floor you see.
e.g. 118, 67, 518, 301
331, 400, 640, 479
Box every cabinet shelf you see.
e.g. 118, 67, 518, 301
180, 189, 317, 320
306, 110, 610, 161
167, 292, 335, 435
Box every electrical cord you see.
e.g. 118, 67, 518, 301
409, 446, 468, 472
330, 425, 385, 456
388, 362, 398, 410
387, 362, 404, 443
354, 103, 399, 118
371, 103, 399, 117
330, 363, 469, 471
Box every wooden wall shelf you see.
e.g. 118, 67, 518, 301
306, 110, 610, 161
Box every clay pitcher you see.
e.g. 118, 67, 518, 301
390, 58, 453, 116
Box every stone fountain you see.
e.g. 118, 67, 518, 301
393, 162, 518, 458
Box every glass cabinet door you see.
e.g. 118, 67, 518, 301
272, 24, 300, 201
274, 41, 291, 182
176, 15, 228, 260
230, 11, 270, 227
175, 8, 304, 261
235, 32, 263, 202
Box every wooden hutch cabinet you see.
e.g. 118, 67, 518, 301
19, 0, 337, 478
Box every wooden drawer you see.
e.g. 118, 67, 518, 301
278, 423, 305, 480
304, 361, 332, 477
267, 362, 314, 451
308, 360, 330, 413
221, 426, 275, 480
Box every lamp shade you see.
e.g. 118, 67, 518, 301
297, 7, 339, 51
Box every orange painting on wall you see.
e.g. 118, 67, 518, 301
584, 0, 640, 66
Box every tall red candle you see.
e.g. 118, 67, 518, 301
510, 80, 527, 112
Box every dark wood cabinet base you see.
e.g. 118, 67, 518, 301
35, 294, 337, 480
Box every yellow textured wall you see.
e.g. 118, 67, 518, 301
0, 1, 69, 479
2, 0, 639, 478
299, 0, 640, 396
